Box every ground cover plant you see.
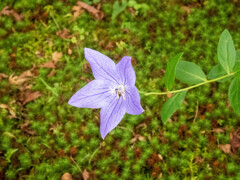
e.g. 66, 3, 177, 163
0, 0, 240, 179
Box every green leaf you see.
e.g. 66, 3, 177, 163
228, 77, 240, 115
112, 0, 128, 19
234, 50, 240, 77
234, 50, 240, 68
207, 64, 232, 82
217, 29, 236, 74
161, 91, 187, 124
164, 52, 183, 91
176, 61, 207, 85
236, 50, 240, 62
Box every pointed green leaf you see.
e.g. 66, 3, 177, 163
217, 29, 236, 74
112, 0, 128, 19
234, 50, 240, 68
161, 91, 187, 124
228, 77, 240, 115
164, 52, 183, 91
176, 61, 207, 85
236, 50, 240, 63
208, 64, 232, 82
234, 50, 240, 77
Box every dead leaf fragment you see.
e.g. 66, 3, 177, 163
68, 48, 73, 55
136, 123, 147, 129
0, 6, 24, 21
48, 69, 55, 77
61, 172, 73, 180
213, 128, 225, 133
20, 70, 34, 78
56, 29, 73, 39
9, 74, 28, 86
157, 173, 162, 179
69, 146, 78, 156
40, 61, 56, 68
0, 73, 8, 81
167, 93, 173, 98
19, 120, 35, 135
40, 51, 62, 69
52, 51, 62, 62
0, 104, 17, 118
230, 127, 240, 154
74, 1, 104, 20
182, 6, 191, 14
195, 156, 204, 164
130, 134, 146, 143
218, 144, 231, 154
82, 169, 90, 180
9, 69, 34, 86
72, 4, 84, 18
20, 90, 42, 105
105, 41, 115, 51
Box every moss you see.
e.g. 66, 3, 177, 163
0, 0, 240, 178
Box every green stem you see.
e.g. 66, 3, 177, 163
140, 72, 234, 96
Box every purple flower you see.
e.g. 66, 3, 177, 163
68, 48, 144, 139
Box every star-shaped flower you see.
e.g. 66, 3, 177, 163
68, 48, 144, 139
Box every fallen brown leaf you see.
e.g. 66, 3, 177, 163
61, 172, 73, 180
0, 104, 17, 118
20, 70, 34, 78
68, 48, 72, 55
0, 6, 24, 21
136, 123, 147, 129
105, 41, 115, 51
56, 28, 73, 39
20, 90, 42, 105
213, 128, 225, 133
130, 134, 146, 143
40, 51, 62, 69
0, 73, 8, 78
19, 120, 30, 129
157, 173, 163, 180
218, 144, 231, 154
69, 146, 78, 156
75, 1, 104, 20
182, 6, 191, 14
128, 7, 135, 15
72, 4, 84, 18
52, 51, 62, 62
9, 74, 28, 86
19, 120, 35, 135
0, 73, 8, 81
40, 61, 56, 68
230, 127, 240, 154
9, 69, 34, 86
82, 169, 90, 180
48, 69, 55, 77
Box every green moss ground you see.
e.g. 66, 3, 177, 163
0, 0, 240, 179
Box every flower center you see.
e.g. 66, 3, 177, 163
115, 84, 126, 100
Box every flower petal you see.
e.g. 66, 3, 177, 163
116, 56, 136, 86
125, 86, 144, 115
100, 96, 126, 139
84, 48, 120, 84
68, 79, 114, 108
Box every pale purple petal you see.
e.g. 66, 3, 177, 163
116, 56, 136, 86
125, 86, 144, 115
100, 96, 126, 139
84, 48, 120, 84
68, 79, 114, 108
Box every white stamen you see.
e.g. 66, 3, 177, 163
110, 84, 126, 100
